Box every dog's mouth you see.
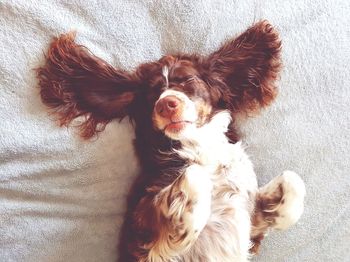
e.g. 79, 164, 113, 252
164, 120, 193, 133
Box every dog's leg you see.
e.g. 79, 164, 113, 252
250, 171, 305, 254
149, 164, 212, 261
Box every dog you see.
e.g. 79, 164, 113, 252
37, 21, 305, 262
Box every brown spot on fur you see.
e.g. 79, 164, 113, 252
186, 199, 193, 208
250, 233, 265, 254
179, 230, 189, 242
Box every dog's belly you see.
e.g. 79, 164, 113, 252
182, 189, 255, 261
187, 197, 251, 261
183, 143, 258, 261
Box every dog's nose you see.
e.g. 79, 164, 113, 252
155, 95, 181, 118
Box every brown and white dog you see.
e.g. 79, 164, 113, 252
37, 21, 305, 262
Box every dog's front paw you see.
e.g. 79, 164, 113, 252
273, 171, 306, 230
182, 165, 213, 233
162, 164, 212, 235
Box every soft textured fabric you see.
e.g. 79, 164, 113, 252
0, 0, 349, 261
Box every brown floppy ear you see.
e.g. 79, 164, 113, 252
206, 20, 282, 113
37, 33, 140, 138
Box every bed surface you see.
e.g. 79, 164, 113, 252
0, 0, 349, 261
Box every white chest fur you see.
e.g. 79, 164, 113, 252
178, 111, 258, 195
176, 112, 258, 262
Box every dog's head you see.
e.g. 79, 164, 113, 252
138, 55, 216, 140
37, 21, 281, 142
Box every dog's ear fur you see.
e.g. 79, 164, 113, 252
205, 20, 282, 113
37, 33, 140, 138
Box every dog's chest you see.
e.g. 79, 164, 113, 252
181, 140, 258, 194
207, 141, 257, 217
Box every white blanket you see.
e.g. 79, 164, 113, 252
0, 0, 349, 261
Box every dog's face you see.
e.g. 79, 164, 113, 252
143, 57, 213, 140
37, 21, 281, 141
